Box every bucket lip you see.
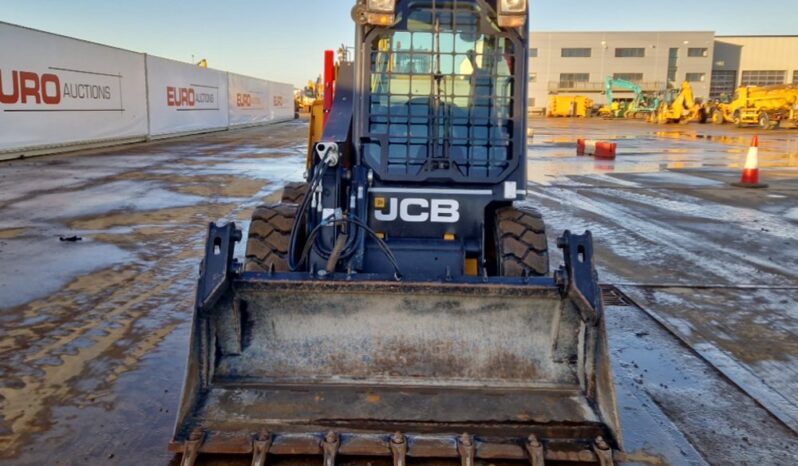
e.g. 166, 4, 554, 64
232, 272, 562, 297
168, 428, 615, 457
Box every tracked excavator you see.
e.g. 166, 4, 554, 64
598, 77, 659, 120
170, 1, 622, 465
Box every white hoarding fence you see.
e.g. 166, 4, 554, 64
228, 73, 271, 127
269, 81, 295, 122
146, 55, 229, 137
0, 22, 295, 157
0, 22, 148, 154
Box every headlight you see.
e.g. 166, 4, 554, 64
498, 0, 527, 27
367, 0, 396, 13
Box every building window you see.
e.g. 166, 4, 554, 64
561, 48, 591, 58
741, 70, 786, 86
612, 73, 643, 83
615, 47, 645, 58
667, 48, 679, 85
530, 48, 538, 58
529, 73, 537, 83
528, 98, 536, 107
794, 71, 798, 84
688, 48, 709, 57
559, 73, 590, 88
686, 73, 706, 83
710, 70, 737, 99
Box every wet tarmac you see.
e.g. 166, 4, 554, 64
0, 118, 796, 465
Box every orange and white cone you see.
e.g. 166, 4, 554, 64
731, 136, 768, 188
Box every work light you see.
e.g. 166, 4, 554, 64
366, 0, 396, 25
497, 0, 527, 27
367, 0, 396, 12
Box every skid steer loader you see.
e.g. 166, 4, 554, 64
170, 1, 622, 464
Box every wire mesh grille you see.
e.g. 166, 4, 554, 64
362, 3, 517, 183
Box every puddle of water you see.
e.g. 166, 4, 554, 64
0, 238, 133, 309
3, 181, 206, 223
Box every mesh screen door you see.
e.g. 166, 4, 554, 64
362, 3, 519, 183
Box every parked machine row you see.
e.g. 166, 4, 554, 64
546, 80, 798, 129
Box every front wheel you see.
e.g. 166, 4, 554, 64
244, 204, 299, 272
493, 206, 549, 277
281, 182, 308, 204
712, 109, 725, 125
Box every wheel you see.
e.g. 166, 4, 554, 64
697, 107, 708, 124
281, 182, 308, 204
493, 206, 549, 277
712, 109, 725, 125
244, 203, 299, 272
759, 113, 771, 130
733, 110, 743, 127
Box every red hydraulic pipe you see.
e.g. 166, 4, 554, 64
323, 49, 335, 128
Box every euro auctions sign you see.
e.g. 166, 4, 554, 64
0, 68, 125, 114
146, 55, 228, 136
227, 73, 271, 126
0, 23, 148, 153
166, 85, 218, 110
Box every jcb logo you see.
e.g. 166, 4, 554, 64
374, 198, 460, 223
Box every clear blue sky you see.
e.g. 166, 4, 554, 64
4, 0, 797, 87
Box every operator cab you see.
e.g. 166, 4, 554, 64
355, 0, 527, 185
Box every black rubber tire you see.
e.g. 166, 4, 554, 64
759, 113, 771, 130
244, 204, 298, 272
697, 107, 708, 124
281, 182, 308, 204
494, 206, 549, 277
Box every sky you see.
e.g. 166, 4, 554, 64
3, 0, 797, 87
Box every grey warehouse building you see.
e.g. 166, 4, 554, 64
528, 31, 798, 111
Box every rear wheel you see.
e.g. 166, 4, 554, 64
712, 109, 725, 125
244, 203, 298, 272
733, 110, 743, 127
759, 113, 772, 130
494, 206, 549, 277
281, 182, 307, 204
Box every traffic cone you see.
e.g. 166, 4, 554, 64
731, 136, 768, 188
577, 139, 597, 156
594, 142, 617, 160
578, 139, 616, 159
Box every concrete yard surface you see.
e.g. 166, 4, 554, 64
0, 118, 797, 465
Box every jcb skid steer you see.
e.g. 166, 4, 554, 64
170, 1, 622, 464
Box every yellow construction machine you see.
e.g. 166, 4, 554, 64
170, 1, 622, 465
653, 81, 708, 124
711, 84, 798, 129
296, 79, 322, 113
547, 95, 593, 118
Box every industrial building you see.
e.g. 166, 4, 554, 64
528, 32, 798, 111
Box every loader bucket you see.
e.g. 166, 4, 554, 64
170, 224, 622, 465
